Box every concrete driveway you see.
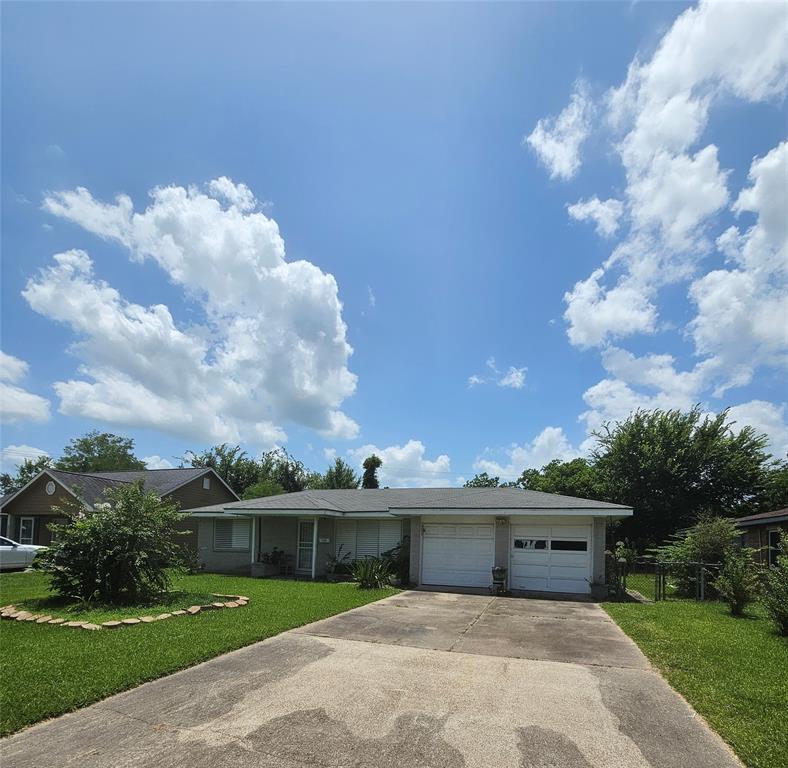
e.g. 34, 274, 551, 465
3, 590, 741, 768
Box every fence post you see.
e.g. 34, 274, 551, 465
698, 563, 705, 601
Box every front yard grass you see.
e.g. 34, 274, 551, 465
0, 571, 396, 736
604, 598, 788, 768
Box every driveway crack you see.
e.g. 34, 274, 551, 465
448, 596, 495, 652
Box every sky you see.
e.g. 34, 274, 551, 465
1, 1, 787, 487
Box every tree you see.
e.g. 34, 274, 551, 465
464, 473, 500, 488
715, 547, 760, 616
362, 454, 382, 489
242, 479, 284, 500
37, 482, 190, 603
185, 443, 260, 496
0, 455, 52, 495
321, 458, 361, 489
519, 458, 603, 501
55, 431, 146, 473
260, 448, 314, 493
593, 407, 773, 548
761, 535, 788, 636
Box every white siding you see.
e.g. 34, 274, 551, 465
335, 520, 356, 560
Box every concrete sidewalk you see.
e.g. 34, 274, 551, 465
1, 591, 742, 768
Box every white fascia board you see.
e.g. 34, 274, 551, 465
222, 509, 399, 519
389, 507, 633, 518
186, 512, 248, 518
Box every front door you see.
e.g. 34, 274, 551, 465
19, 517, 35, 546
297, 519, 315, 574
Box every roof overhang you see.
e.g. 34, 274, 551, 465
736, 513, 788, 527
388, 507, 633, 519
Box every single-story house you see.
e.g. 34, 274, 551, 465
736, 507, 787, 566
186, 487, 632, 597
0, 467, 238, 548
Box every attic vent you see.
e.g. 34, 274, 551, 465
202, 477, 211, 490
45, 481, 56, 496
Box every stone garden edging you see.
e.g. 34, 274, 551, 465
0, 593, 250, 631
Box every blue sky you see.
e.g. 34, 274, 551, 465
2, 1, 787, 486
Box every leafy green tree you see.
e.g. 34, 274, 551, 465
38, 482, 190, 603
464, 473, 500, 487
762, 460, 788, 513
362, 454, 382, 489
0, 455, 53, 494
259, 448, 313, 493
321, 458, 360, 489
715, 547, 760, 616
185, 443, 260, 496
761, 535, 788, 636
519, 458, 602, 500
55, 431, 146, 473
242, 478, 285, 499
593, 407, 773, 547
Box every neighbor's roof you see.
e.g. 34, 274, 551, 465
186, 487, 631, 515
735, 507, 788, 527
1, 467, 236, 510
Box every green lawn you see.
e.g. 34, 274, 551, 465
604, 598, 788, 768
0, 571, 396, 736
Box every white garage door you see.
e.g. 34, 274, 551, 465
421, 523, 495, 588
510, 524, 591, 594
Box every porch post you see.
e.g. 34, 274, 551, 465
311, 515, 319, 579
250, 517, 257, 566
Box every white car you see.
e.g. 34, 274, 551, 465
0, 536, 45, 571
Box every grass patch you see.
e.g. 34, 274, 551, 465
604, 598, 788, 768
0, 571, 396, 736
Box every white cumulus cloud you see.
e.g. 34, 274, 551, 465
474, 427, 581, 481
30, 179, 358, 446
142, 455, 174, 470
525, 80, 594, 181
567, 197, 624, 238
347, 440, 452, 488
0, 444, 49, 474
0, 351, 51, 425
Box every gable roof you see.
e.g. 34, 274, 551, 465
736, 507, 788, 527
0, 467, 238, 510
187, 487, 631, 515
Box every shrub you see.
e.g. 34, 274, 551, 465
761, 535, 788, 636
37, 482, 191, 603
351, 557, 391, 589
714, 547, 759, 616
382, 535, 410, 584
657, 516, 740, 597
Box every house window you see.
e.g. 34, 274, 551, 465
0, 513, 7, 537
202, 476, 211, 490
514, 538, 547, 550
213, 518, 249, 551
19, 517, 35, 545
768, 530, 782, 567
335, 519, 401, 560
550, 539, 587, 552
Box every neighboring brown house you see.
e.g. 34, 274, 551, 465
0, 467, 238, 549
736, 508, 787, 566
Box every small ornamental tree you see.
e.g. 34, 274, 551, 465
362, 455, 382, 489
38, 482, 191, 603
714, 547, 760, 616
761, 535, 788, 636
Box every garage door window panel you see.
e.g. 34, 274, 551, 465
551, 540, 587, 552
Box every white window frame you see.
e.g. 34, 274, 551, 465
202, 476, 211, 490
213, 518, 250, 552
19, 517, 35, 545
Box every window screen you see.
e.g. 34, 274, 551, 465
514, 538, 547, 550
550, 539, 587, 552
214, 519, 249, 550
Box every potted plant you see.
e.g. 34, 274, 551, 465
252, 547, 284, 578
325, 545, 351, 582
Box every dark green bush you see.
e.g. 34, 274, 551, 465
657, 516, 740, 597
714, 547, 760, 616
761, 536, 788, 636
351, 557, 391, 589
37, 482, 191, 603
382, 535, 410, 584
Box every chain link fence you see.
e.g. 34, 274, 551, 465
609, 557, 724, 601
